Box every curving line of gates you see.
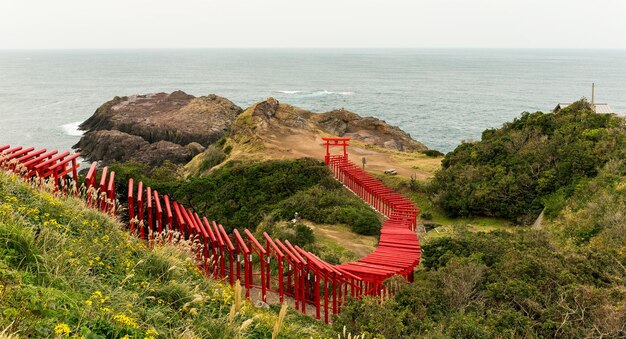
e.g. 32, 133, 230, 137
1, 139, 420, 324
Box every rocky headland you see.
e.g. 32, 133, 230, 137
244, 97, 427, 151
75, 91, 428, 169
74, 91, 242, 166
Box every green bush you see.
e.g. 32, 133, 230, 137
336, 228, 626, 338
431, 99, 626, 223
275, 186, 381, 235
120, 158, 382, 235
421, 149, 445, 157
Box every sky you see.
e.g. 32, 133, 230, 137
1, 0, 625, 49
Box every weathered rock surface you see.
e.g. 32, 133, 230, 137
74, 91, 242, 166
242, 98, 427, 151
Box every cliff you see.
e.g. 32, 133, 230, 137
74, 91, 242, 166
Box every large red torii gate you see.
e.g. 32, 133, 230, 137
322, 137, 350, 165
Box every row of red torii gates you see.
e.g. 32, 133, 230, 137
0, 138, 421, 323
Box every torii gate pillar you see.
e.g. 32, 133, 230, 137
322, 137, 350, 165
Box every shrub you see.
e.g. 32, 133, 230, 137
431, 99, 626, 223
422, 149, 445, 157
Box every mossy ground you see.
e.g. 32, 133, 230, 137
0, 172, 331, 338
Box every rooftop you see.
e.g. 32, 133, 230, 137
554, 103, 614, 114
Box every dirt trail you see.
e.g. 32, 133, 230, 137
259, 129, 441, 181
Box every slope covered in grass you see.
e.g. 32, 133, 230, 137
431, 99, 626, 223
0, 172, 330, 338
111, 158, 382, 235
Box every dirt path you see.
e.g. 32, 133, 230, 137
261, 129, 442, 181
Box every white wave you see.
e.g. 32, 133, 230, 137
308, 90, 354, 97
61, 121, 84, 136
277, 90, 354, 96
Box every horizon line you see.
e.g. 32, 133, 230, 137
2, 47, 626, 51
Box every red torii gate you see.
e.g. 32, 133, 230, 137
322, 137, 350, 165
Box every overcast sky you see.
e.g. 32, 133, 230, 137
1, 0, 625, 49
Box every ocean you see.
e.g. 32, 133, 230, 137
1, 49, 625, 154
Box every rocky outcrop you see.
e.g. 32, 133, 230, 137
74, 91, 242, 167
243, 98, 427, 151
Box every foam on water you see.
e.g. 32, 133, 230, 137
61, 121, 84, 137
278, 90, 355, 97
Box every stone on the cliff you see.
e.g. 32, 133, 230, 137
185, 142, 206, 155
74, 130, 149, 164
75, 91, 243, 167
253, 97, 280, 118
316, 116, 348, 136
135, 141, 195, 167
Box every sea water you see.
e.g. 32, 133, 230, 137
1, 49, 625, 153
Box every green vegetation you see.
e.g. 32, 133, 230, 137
555, 159, 626, 247
334, 100, 626, 338
111, 158, 382, 235
431, 99, 626, 223
335, 227, 626, 338
0, 172, 330, 338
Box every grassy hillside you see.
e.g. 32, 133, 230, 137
431, 99, 626, 224
110, 158, 382, 236
334, 226, 626, 338
332, 101, 626, 338
0, 172, 331, 338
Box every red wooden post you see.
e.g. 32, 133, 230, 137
128, 179, 135, 233
244, 229, 267, 303
146, 187, 153, 240
323, 273, 329, 323
71, 158, 79, 195
285, 240, 307, 314
276, 239, 298, 309
163, 195, 173, 231
153, 190, 163, 234
99, 167, 108, 212
211, 221, 225, 278
137, 181, 144, 240
233, 229, 251, 298
265, 241, 272, 291
172, 202, 185, 238
219, 224, 236, 286
263, 232, 285, 303
203, 218, 219, 278
213, 222, 227, 278
107, 171, 115, 215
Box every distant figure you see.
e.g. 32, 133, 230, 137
292, 212, 300, 223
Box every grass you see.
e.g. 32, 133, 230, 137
304, 221, 376, 263
0, 171, 331, 338
367, 175, 515, 244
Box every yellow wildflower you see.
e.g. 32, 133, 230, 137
113, 313, 138, 328
54, 323, 71, 335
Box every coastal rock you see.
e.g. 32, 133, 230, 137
75, 91, 242, 167
75, 130, 203, 166
238, 98, 427, 151
253, 97, 280, 118
75, 130, 149, 164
